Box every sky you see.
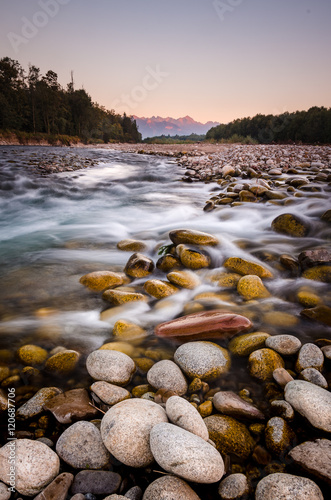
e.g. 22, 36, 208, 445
1, 0, 331, 123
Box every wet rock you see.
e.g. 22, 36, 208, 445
142, 475, 201, 500
285, 380, 331, 432
198, 400, 213, 417
102, 289, 147, 305
156, 253, 182, 272
229, 332, 270, 357
16, 386, 62, 420
215, 272, 242, 288
204, 414, 254, 459
112, 320, 147, 341
298, 248, 331, 268
43, 388, 98, 424
71, 470, 121, 496
262, 310, 299, 327
150, 422, 224, 483
0, 367, 9, 383
265, 334, 302, 355
297, 289, 321, 307
0, 482, 10, 500
124, 253, 154, 278
147, 360, 188, 395
169, 228, 219, 246
167, 269, 201, 289
143, 279, 179, 299
0, 439, 60, 496
101, 399, 168, 467
0, 389, 8, 411
155, 310, 252, 342
79, 271, 124, 291
280, 254, 300, 275
270, 400, 294, 420
17, 344, 48, 366
321, 209, 331, 222
117, 239, 147, 252
174, 341, 230, 381
265, 417, 295, 455
34, 472, 74, 500
99, 341, 135, 356
289, 439, 331, 485
299, 368, 328, 389
213, 391, 264, 420
301, 304, 331, 325
223, 257, 273, 278
302, 265, 331, 283
176, 244, 211, 269
255, 473, 323, 500
273, 367, 294, 387
86, 349, 135, 385
271, 213, 310, 237
295, 343, 324, 372
222, 165, 236, 177
218, 473, 249, 500
56, 421, 109, 469
322, 345, 331, 359
91, 381, 130, 405
124, 486, 143, 500
248, 348, 284, 380
44, 350, 80, 374
165, 395, 209, 440
237, 275, 270, 300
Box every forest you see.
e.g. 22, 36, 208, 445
0, 57, 141, 144
206, 107, 331, 144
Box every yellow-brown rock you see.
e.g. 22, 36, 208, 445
169, 229, 219, 246
99, 341, 135, 357
237, 275, 270, 300
229, 332, 270, 357
300, 305, 331, 326
224, 257, 273, 279
143, 279, 179, 299
248, 348, 285, 380
0, 367, 10, 383
133, 357, 155, 373
124, 252, 154, 278
176, 244, 211, 270
262, 311, 299, 327
45, 350, 80, 374
102, 289, 147, 305
167, 270, 201, 289
271, 213, 310, 237
265, 417, 295, 455
117, 239, 147, 251
17, 345, 48, 366
302, 265, 331, 283
297, 289, 321, 307
156, 254, 181, 272
216, 272, 242, 288
204, 414, 255, 459
112, 319, 147, 341
79, 271, 124, 291
239, 190, 257, 202
198, 400, 213, 417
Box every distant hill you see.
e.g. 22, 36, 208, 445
134, 115, 219, 139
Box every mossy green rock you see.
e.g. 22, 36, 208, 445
177, 244, 211, 270
45, 350, 80, 374
271, 213, 309, 237
17, 345, 48, 366
237, 275, 270, 300
143, 279, 179, 299
204, 414, 255, 459
169, 229, 219, 246
79, 271, 124, 292
302, 265, 331, 283
224, 257, 273, 279
248, 348, 284, 380
229, 332, 270, 357
265, 417, 295, 455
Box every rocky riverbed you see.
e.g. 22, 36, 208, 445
0, 144, 330, 499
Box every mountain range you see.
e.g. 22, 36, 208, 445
133, 115, 219, 139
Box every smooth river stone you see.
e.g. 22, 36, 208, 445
165, 395, 209, 440
150, 423, 224, 483
86, 349, 135, 385
295, 343, 324, 372
255, 473, 323, 500
100, 399, 168, 467
0, 439, 60, 496
16, 386, 62, 420
155, 310, 252, 342
147, 360, 188, 395
213, 391, 264, 420
142, 475, 201, 500
285, 380, 331, 432
289, 439, 331, 485
43, 388, 98, 424
34, 473, 74, 500
265, 334, 301, 355
169, 229, 219, 246
90, 381, 131, 405
218, 473, 249, 500
174, 341, 230, 381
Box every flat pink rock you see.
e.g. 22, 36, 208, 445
155, 310, 252, 342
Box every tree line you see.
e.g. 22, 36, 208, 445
206, 107, 331, 144
0, 57, 141, 144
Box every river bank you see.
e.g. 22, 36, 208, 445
0, 145, 330, 499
